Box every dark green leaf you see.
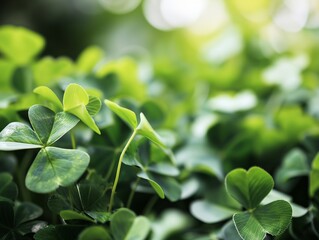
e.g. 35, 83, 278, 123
14, 202, 43, 226
233, 200, 292, 240
25, 147, 89, 193
310, 153, 319, 197
60, 210, 95, 222
0, 173, 18, 201
34, 225, 85, 240
225, 167, 274, 209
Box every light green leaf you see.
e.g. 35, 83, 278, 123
111, 208, 151, 240
190, 200, 237, 223
63, 84, 100, 134
77, 46, 104, 73
33, 57, 74, 85
310, 153, 319, 197
87, 95, 101, 116
67, 104, 100, 134
147, 163, 180, 177
96, 58, 146, 101
63, 83, 89, 111
33, 86, 63, 111
0, 142, 42, 151
104, 99, 137, 129
125, 216, 150, 240
60, 210, 94, 222
137, 172, 165, 199
0, 25, 44, 65
79, 226, 112, 240
137, 113, 165, 148
233, 200, 292, 240
261, 189, 307, 218
0, 122, 41, 150
225, 167, 274, 209
25, 147, 89, 193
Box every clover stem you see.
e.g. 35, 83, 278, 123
17, 150, 34, 202
109, 129, 137, 212
143, 195, 158, 215
126, 177, 140, 209
70, 130, 76, 149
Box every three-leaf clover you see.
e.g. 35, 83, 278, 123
0, 105, 89, 193
225, 167, 292, 240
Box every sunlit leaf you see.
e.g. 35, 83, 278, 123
33, 86, 63, 111
0, 25, 44, 65
33, 57, 74, 85
67, 104, 100, 134
137, 113, 165, 148
63, 83, 89, 111
104, 99, 137, 129
77, 46, 104, 74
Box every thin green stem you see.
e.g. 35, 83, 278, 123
70, 130, 76, 149
143, 195, 158, 215
104, 154, 117, 182
126, 177, 140, 209
16, 150, 34, 202
108, 129, 137, 212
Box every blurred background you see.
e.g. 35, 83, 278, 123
2, 0, 319, 60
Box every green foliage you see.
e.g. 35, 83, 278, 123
225, 167, 292, 240
0, 25, 44, 65
1, 22, 319, 240
110, 208, 151, 240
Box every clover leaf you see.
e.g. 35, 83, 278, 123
0, 25, 45, 65
104, 99, 164, 148
0, 105, 89, 193
34, 84, 101, 134
225, 167, 292, 240
0, 200, 46, 239
110, 208, 151, 240
225, 166, 273, 210
0, 172, 18, 202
